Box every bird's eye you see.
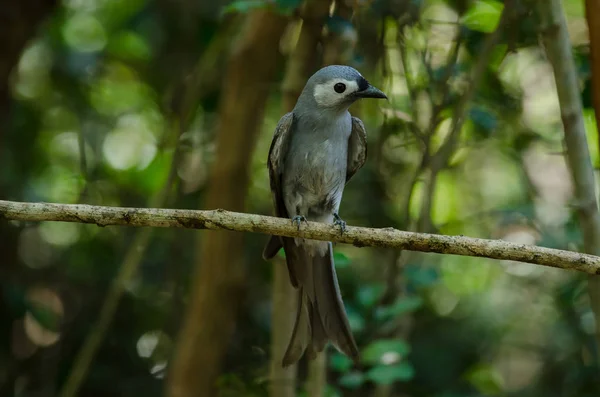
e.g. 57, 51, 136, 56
334, 83, 346, 93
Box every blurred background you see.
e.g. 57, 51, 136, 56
1, 0, 600, 396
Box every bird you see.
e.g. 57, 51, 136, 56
262, 65, 387, 367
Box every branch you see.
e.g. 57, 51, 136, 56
1, 199, 600, 274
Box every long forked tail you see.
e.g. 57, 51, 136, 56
282, 242, 359, 367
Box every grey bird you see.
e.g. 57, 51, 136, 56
262, 65, 387, 367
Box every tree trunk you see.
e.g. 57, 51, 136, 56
538, 0, 600, 363
585, 0, 600, 157
166, 9, 289, 397
584, 0, 600, 363
270, 257, 298, 397
306, 353, 326, 397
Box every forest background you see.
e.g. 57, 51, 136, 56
1, 0, 600, 396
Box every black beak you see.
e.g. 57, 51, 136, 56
355, 84, 387, 99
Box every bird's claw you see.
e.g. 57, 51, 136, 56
333, 213, 346, 235
291, 215, 307, 231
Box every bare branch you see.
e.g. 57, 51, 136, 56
1, 199, 600, 274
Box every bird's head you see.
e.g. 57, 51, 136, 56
300, 65, 387, 112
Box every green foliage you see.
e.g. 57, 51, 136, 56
469, 105, 498, 136
461, 0, 504, 33
441, 256, 498, 296
465, 364, 504, 395
106, 31, 152, 61
375, 296, 424, 320
357, 284, 386, 308
361, 339, 411, 365
221, 0, 269, 16
338, 370, 366, 389
62, 14, 108, 53
333, 251, 351, 267
366, 362, 415, 384
329, 351, 354, 372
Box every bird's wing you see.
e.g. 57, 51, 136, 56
346, 116, 368, 183
262, 112, 295, 261
267, 111, 295, 217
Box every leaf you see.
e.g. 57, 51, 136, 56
333, 252, 350, 268
366, 362, 415, 385
488, 44, 508, 71
62, 14, 107, 53
357, 285, 385, 308
375, 296, 424, 320
221, 0, 269, 15
469, 106, 497, 135
465, 364, 504, 395
330, 352, 354, 372
338, 371, 365, 389
361, 339, 411, 365
107, 31, 152, 61
461, 0, 504, 33
346, 309, 366, 333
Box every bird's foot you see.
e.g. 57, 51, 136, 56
291, 215, 307, 231
333, 213, 346, 235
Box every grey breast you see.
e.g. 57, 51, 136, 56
282, 112, 352, 219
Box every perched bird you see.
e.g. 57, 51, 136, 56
262, 65, 387, 366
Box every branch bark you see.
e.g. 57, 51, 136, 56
537, 0, 600, 361
1, 199, 600, 275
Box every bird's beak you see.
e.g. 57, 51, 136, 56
355, 84, 387, 99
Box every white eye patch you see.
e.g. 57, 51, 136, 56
313, 78, 360, 107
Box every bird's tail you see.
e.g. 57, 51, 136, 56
281, 242, 359, 367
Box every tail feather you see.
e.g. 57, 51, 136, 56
281, 242, 359, 367
262, 235, 283, 260
307, 302, 327, 358
282, 288, 311, 367
313, 243, 358, 359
